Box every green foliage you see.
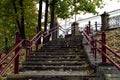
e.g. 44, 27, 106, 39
0, 0, 38, 52
54, 0, 104, 19
0, 0, 114, 52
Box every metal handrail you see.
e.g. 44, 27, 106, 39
0, 26, 59, 75
0, 40, 24, 75
83, 28, 120, 71
0, 40, 24, 63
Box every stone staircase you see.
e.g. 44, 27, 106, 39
7, 35, 101, 80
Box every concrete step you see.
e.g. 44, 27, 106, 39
24, 61, 86, 66
7, 71, 100, 80
40, 48, 82, 51
37, 50, 83, 53
22, 65, 90, 71
42, 46, 81, 48
43, 41, 82, 46
30, 51, 83, 55
43, 44, 82, 47
28, 54, 85, 58
26, 58, 86, 61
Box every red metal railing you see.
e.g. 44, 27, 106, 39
0, 26, 59, 75
95, 39, 120, 70
83, 21, 120, 71
0, 32, 24, 75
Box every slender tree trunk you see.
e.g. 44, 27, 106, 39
12, 0, 21, 34
38, 0, 43, 31
50, 0, 55, 29
43, 0, 49, 43
44, 0, 49, 32
19, 0, 25, 39
37, 0, 43, 44
50, 0, 57, 40
12, 0, 25, 39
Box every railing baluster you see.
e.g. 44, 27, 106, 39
86, 26, 89, 35
94, 40, 97, 61
101, 31, 106, 63
95, 22, 98, 31
36, 27, 39, 51
0, 52, 1, 69
14, 31, 21, 74
88, 21, 91, 34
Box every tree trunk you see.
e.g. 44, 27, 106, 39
12, 0, 25, 39
44, 0, 49, 32
43, 0, 49, 43
50, 0, 55, 29
12, 0, 21, 34
38, 0, 43, 31
19, 0, 25, 39
50, 0, 57, 40
37, 0, 43, 44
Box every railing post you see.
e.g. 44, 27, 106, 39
90, 33, 97, 61
36, 27, 39, 51
25, 40, 30, 59
101, 31, 106, 63
95, 22, 98, 31
14, 31, 21, 74
43, 32, 48, 44
92, 38, 97, 61
43, 34, 46, 44
94, 40, 97, 60
91, 36, 94, 54
0, 52, 2, 68
88, 21, 91, 34
86, 26, 89, 35
91, 36, 95, 53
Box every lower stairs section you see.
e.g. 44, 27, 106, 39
7, 35, 102, 80
7, 74, 100, 80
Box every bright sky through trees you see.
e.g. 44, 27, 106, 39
58, 0, 120, 27
77, 0, 120, 19
36, 0, 120, 27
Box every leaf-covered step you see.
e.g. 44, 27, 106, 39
42, 42, 82, 48
28, 55, 85, 58
42, 45, 82, 48
24, 61, 86, 66
40, 49, 82, 52
26, 58, 86, 62
30, 51, 83, 55
38, 49, 82, 52
7, 71, 99, 80
41, 46, 82, 49
26, 56, 86, 61
37, 49, 83, 54
23, 65, 90, 71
